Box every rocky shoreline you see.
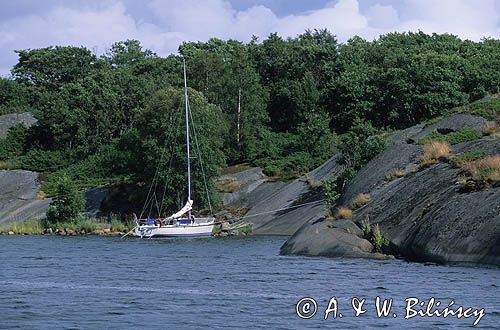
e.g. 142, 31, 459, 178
279, 113, 500, 266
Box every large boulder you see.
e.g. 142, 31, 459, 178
222, 155, 342, 235
280, 217, 391, 260
0, 170, 51, 225
0, 112, 37, 138
281, 114, 500, 266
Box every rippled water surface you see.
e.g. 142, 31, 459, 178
0, 236, 498, 329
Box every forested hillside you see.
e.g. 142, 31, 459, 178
1, 30, 499, 212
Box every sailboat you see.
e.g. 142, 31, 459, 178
133, 60, 215, 238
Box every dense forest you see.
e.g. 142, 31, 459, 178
1, 30, 499, 213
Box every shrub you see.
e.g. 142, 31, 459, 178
360, 218, 390, 254
46, 175, 85, 224
361, 218, 371, 238
453, 98, 500, 120
352, 193, 370, 209
258, 151, 315, 177
372, 224, 390, 253
19, 149, 74, 172
323, 176, 341, 206
419, 141, 451, 166
339, 119, 386, 171
417, 128, 482, 145
334, 206, 353, 219
0, 124, 28, 160
43, 148, 133, 195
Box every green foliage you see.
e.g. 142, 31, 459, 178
372, 224, 390, 253
0, 160, 21, 170
110, 217, 128, 232
181, 39, 269, 162
0, 78, 32, 115
45, 215, 105, 233
19, 149, 74, 172
0, 219, 44, 235
1, 32, 499, 217
323, 166, 357, 207
0, 124, 28, 160
12, 46, 97, 90
451, 98, 500, 120
361, 220, 390, 253
339, 119, 387, 171
249, 111, 338, 177
417, 128, 482, 145
457, 150, 488, 162
128, 87, 228, 212
46, 175, 85, 224
323, 176, 341, 206
258, 152, 316, 177
43, 147, 133, 195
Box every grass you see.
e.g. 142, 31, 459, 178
484, 122, 500, 137
0, 219, 44, 234
216, 178, 241, 193
351, 193, 370, 209
417, 128, 483, 145
48, 216, 108, 233
459, 155, 500, 187
334, 206, 353, 219
419, 141, 452, 167
0, 216, 134, 235
452, 150, 488, 168
110, 217, 131, 232
305, 173, 322, 190
0, 160, 21, 170
385, 168, 405, 181
220, 163, 252, 175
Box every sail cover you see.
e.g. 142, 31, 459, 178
167, 199, 193, 219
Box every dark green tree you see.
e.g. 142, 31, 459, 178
129, 87, 228, 213
12, 46, 97, 90
46, 175, 85, 223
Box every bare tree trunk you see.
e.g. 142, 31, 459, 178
237, 88, 241, 148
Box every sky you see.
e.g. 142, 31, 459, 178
0, 0, 499, 76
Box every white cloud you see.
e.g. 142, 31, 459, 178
366, 4, 400, 28
0, 0, 499, 76
399, 0, 500, 40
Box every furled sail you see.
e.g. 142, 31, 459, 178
167, 199, 193, 220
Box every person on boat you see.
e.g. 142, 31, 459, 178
155, 218, 163, 227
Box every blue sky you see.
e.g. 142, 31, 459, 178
0, 0, 499, 76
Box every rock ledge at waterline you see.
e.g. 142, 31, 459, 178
278, 114, 499, 266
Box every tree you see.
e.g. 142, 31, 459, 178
0, 78, 32, 115
12, 46, 97, 90
46, 175, 85, 223
128, 87, 228, 213
180, 39, 268, 162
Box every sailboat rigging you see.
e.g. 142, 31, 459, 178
134, 60, 215, 238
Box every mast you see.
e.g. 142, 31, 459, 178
183, 59, 192, 218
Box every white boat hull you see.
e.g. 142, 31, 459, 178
134, 218, 214, 238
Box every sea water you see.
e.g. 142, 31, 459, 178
0, 236, 498, 329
